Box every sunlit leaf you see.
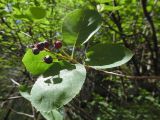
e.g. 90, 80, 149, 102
22, 49, 56, 75
30, 64, 86, 111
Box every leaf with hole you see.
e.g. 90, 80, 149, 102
43, 61, 75, 77
86, 44, 133, 69
19, 86, 63, 120
30, 64, 86, 112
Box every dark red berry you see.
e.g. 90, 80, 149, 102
43, 41, 50, 48
43, 55, 53, 64
32, 47, 40, 55
54, 40, 62, 49
35, 42, 45, 51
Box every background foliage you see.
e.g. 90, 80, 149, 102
1, 0, 160, 120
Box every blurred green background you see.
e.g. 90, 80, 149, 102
1, 0, 160, 120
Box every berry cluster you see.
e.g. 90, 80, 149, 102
32, 41, 49, 55
31, 40, 62, 64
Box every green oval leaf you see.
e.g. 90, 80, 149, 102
62, 9, 102, 45
30, 7, 46, 19
30, 64, 86, 111
22, 49, 55, 75
86, 44, 133, 69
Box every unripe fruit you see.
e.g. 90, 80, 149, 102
43, 41, 50, 48
54, 40, 62, 49
43, 55, 53, 64
32, 48, 40, 55
35, 42, 45, 51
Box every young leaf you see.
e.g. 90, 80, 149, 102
30, 64, 86, 112
22, 49, 55, 75
62, 9, 102, 45
29, 7, 46, 19
86, 44, 133, 69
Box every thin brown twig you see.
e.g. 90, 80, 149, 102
0, 96, 22, 101
86, 66, 160, 80
32, 106, 38, 120
98, 69, 160, 80
9, 107, 34, 118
